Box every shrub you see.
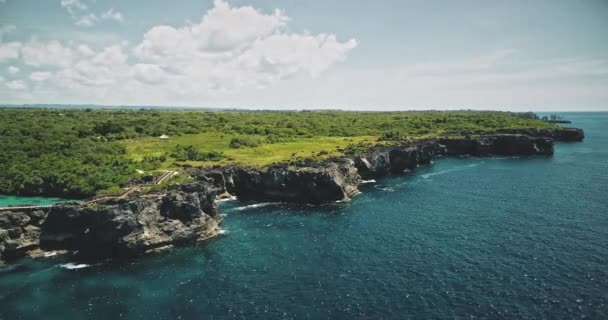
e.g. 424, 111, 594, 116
171, 145, 225, 161
229, 136, 263, 148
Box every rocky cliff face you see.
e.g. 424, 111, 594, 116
192, 159, 361, 204
496, 127, 585, 142
439, 135, 554, 156
0, 183, 221, 263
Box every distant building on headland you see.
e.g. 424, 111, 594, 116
159, 134, 170, 140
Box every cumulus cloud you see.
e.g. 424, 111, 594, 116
21, 40, 75, 67
77, 44, 95, 56
75, 13, 98, 27
29, 71, 53, 81
101, 8, 124, 22
7, 65, 19, 74
133, 64, 167, 84
5, 80, 27, 90
61, 0, 87, 15
3, 0, 357, 105
0, 42, 21, 62
133, 0, 357, 92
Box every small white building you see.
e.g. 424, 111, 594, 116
159, 134, 170, 140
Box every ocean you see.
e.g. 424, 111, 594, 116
1, 112, 607, 319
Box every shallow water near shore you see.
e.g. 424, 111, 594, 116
1, 112, 608, 319
0, 195, 74, 208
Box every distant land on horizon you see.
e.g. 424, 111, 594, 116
0, 104, 604, 113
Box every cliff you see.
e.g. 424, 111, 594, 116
1, 183, 221, 263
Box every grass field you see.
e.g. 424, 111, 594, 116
125, 133, 378, 168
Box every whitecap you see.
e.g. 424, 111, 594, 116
361, 179, 377, 184
218, 196, 237, 202
218, 229, 228, 235
421, 163, 480, 179
233, 202, 279, 211
60, 263, 90, 270
374, 186, 395, 192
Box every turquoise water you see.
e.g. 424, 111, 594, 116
1, 112, 607, 319
0, 195, 74, 208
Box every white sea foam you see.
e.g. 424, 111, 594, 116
233, 202, 278, 211
421, 163, 479, 179
218, 229, 228, 235
374, 186, 395, 192
361, 179, 377, 184
60, 263, 90, 270
218, 196, 237, 202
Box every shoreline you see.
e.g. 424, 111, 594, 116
0, 127, 585, 264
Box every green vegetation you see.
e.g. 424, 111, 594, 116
170, 145, 225, 162
0, 108, 559, 198
229, 136, 264, 149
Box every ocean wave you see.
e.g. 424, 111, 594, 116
233, 202, 280, 211
218, 196, 237, 202
421, 163, 479, 179
374, 186, 395, 192
60, 263, 91, 270
361, 179, 377, 184
218, 229, 228, 235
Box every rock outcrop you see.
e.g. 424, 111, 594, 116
496, 127, 585, 142
0, 183, 221, 263
192, 159, 361, 204
439, 135, 554, 156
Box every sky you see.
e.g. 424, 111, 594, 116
0, 0, 607, 111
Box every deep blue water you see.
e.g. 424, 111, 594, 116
1, 112, 607, 319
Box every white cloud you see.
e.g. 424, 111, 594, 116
6, 80, 27, 90
29, 71, 53, 81
7, 65, 19, 74
101, 8, 124, 22
61, 0, 124, 27
54, 44, 131, 87
0, 42, 21, 62
133, 0, 357, 92
77, 44, 95, 56
133, 64, 167, 85
21, 40, 75, 67
75, 13, 98, 27
92, 44, 127, 66
60, 0, 87, 15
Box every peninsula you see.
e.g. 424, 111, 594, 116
0, 109, 585, 264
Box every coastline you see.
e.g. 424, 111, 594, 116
0, 127, 584, 264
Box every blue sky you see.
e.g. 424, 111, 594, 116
1, 0, 607, 110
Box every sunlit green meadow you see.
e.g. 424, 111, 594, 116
125, 133, 378, 168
